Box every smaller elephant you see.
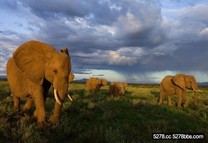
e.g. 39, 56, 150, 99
86, 77, 107, 95
109, 82, 128, 96
159, 73, 201, 107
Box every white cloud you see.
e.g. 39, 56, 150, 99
106, 47, 145, 65
108, 50, 136, 65
200, 28, 208, 36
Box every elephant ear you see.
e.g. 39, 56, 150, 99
60, 48, 71, 71
69, 72, 74, 82
61, 48, 69, 56
13, 40, 55, 85
172, 74, 186, 90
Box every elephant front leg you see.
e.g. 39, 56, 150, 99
176, 88, 183, 108
177, 94, 182, 108
167, 96, 173, 106
32, 85, 46, 128
182, 92, 188, 108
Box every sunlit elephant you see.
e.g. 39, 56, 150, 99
109, 82, 128, 96
86, 77, 107, 95
159, 73, 201, 107
6, 40, 72, 128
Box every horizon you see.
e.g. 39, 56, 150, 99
1, 75, 208, 85
1, 0, 208, 83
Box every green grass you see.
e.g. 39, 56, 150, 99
0, 81, 208, 142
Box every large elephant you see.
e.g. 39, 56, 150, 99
86, 77, 107, 95
6, 40, 72, 127
109, 82, 128, 96
159, 73, 201, 107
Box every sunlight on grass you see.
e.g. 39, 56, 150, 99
0, 81, 207, 142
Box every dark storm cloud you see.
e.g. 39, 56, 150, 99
0, 30, 17, 36
0, 0, 18, 9
20, 0, 122, 25
19, 0, 163, 48
19, 1, 208, 74
1, 0, 208, 82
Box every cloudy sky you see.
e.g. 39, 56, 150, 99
1, 0, 208, 83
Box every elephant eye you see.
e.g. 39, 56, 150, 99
54, 69, 58, 74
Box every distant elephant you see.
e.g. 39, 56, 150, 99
6, 40, 72, 128
109, 82, 128, 96
86, 77, 107, 95
159, 73, 201, 107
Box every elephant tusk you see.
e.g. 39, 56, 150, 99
68, 94, 73, 101
193, 89, 203, 92
197, 89, 203, 92
54, 89, 62, 105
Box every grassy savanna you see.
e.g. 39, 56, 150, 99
0, 80, 208, 143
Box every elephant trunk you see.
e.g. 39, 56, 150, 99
193, 88, 202, 92
192, 84, 202, 105
51, 83, 69, 123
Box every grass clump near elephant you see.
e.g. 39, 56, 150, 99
109, 82, 128, 96
159, 73, 202, 107
6, 40, 73, 128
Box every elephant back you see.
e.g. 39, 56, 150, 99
13, 40, 56, 85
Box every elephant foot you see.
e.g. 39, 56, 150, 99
37, 121, 48, 129
168, 103, 173, 106
168, 101, 173, 106
33, 110, 37, 118
13, 108, 20, 114
49, 115, 59, 124
158, 101, 162, 105
184, 103, 189, 108
177, 105, 182, 108
22, 108, 32, 115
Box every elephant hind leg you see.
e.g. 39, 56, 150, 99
23, 97, 33, 113
158, 92, 164, 105
182, 92, 188, 107
13, 96, 20, 113
167, 96, 173, 106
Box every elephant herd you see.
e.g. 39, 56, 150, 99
86, 77, 128, 96
5, 40, 202, 128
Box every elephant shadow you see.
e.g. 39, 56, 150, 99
124, 90, 133, 97
69, 89, 86, 98
150, 91, 160, 98
150, 91, 160, 102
